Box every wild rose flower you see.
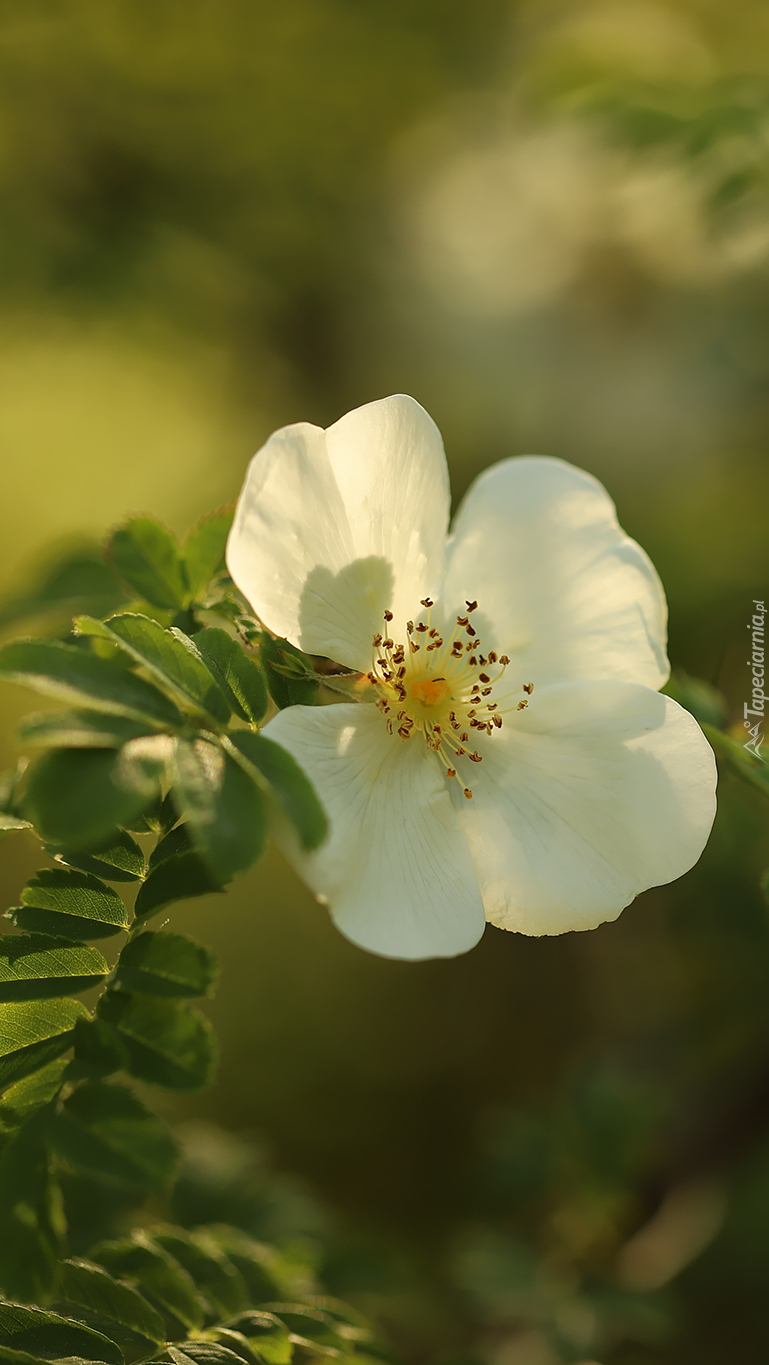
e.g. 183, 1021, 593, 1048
227, 396, 716, 960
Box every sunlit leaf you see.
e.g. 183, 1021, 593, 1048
195, 629, 267, 725
0, 999, 88, 1092
13, 869, 130, 941
0, 1058, 68, 1134
152, 1227, 248, 1321
0, 1302, 123, 1365
50, 829, 146, 883
133, 852, 223, 923
23, 745, 163, 847
181, 510, 234, 601
76, 615, 230, 725
0, 639, 183, 727
109, 518, 188, 612
18, 709, 151, 750
0, 935, 108, 1002
0, 1108, 65, 1302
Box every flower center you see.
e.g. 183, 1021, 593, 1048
367, 598, 532, 799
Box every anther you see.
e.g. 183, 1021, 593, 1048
446, 768, 456, 779
493, 715, 503, 728
420, 597, 434, 607
384, 610, 393, 622
466, 600, 478, 612
373, 633, 382, 646
523, 682, 534, 694
500, 655, 510, 665
465, 624, 476, 637
457, 616, 469, 627
463, 788, 473, 799
407, 621, 414, 633
481, 687, 492, 696
460, 732, 469, 742
417, 622, 428, 633
517, 700, 528, 710
488, 651, 498, 663
469, 752, 482, 763
479, 673, 490, 683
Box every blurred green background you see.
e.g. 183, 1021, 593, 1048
1, 2, 769, 1361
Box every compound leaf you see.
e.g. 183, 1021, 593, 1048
50, 829, 145, 883
195, 629, 267, 726
76, 616, 230, 726
90, 1234, 205, 1335
0, 1109, 66, 1302
172, 737, 267, 880
133, 852, 223, 924
18, 710, 151, 750
0, 1302, 122, 1365
181, 510, 233, 601
22, 747, 163, 848
152, 1227, 248, 1321
227, 733, 326, 851
0, 999, 88, 1092
55, 1257, 166, 1359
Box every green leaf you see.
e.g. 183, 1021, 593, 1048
172, 737, 267, 880
0, 935, 108, 1003
90, 1234, 205, 1335
50, 829, 146, 883
181, 510, 234, 601
152, 1228, 248, 1321
0, 639, 183, 727
228, 1314, 293, 1365
702, 723, 769, 799
14, 869, 130, 941
49, 1081, 179, 1192
0, 1108, 66, 1302
69, 1015, 129, 1081
0, 814, 31, 843
227, 732, 327, 850
18, 709, 151, 750
133, 852, 223, 924
114, 933, 217, 999
169, 1345, 247, 1365
195, 629, 267, 725
149, 823, 195, 870
22, 745, 163, 848
98, 994, 217, 1091
203, 1229, 282, 1305
261, 1307, 345, 1353
212, 1328, 266, 1364
76, 615, 231, 725
260, 636, 318, 709
0, 999, 88, 1092
109, 518, 188, 612
0, 1058, 68, 1134
0, 1302, 123, 1365
56, 1258, 166, 1359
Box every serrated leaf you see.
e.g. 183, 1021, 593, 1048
133, 852, 223, 924
226, 733, 327, 850
50, 829, 146, 883
0, 814, 30, 842
227, 1314, 293, 1365
98, 994, 217, 1091
0, 639, 183, 727
0, 999, 88, 1092
0, 1107, 65, 1302
56, 1258, 166, 1359
195, 630, 267, 726
90, 1234, 205, 1335
151, 1228, 248, 1322
0, 1058, 68, 1134
22, 747, 163, 848
76, 615, 231, 725
212, 1328, 265, 1364
49, 1081, 179, 1192
114, 933, 217, 999
202, 1230, 282, 1305
0, 935, 108, 1003
261, 1307, 344, 1353
109, 518, 188, 611
181, 510, 233, 601
172, 737, 267, 880
14, 869, 130, 942
18, 709, 151, 750
259, 637, 318, 709
0, 1303, 123, 1365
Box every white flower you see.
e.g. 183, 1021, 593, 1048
226, 395, 717, 960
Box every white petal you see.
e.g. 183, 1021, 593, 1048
453, 681, 716, 935
443, 456, 668, 688
227, 395, 450, 672
264, 702, 486, 960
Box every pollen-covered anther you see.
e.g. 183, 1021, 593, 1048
517, 699, 528, 710
384, 609, 393, 622
523, 682, 534, 694
420, 597, 434, 607
466, 600, 478, 612
463, 787, 473, 799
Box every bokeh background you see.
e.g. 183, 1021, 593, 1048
1, 2, 769, 1362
